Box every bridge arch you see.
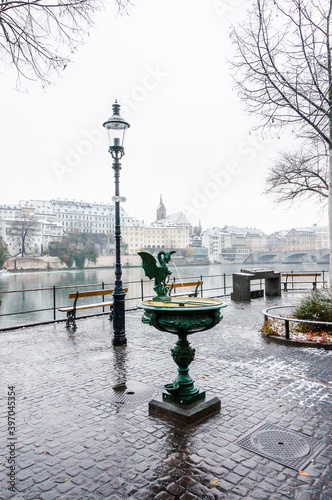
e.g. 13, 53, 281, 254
284, 252, 316, 263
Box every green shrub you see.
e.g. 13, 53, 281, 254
293, 291, 332, 332
261, 319, 278, 336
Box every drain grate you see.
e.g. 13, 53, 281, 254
237, 423, 325, 470
94, 380, 159, 408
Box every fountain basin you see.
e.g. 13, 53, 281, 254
139, 297, 226, 334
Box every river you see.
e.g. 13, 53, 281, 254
0, 262, 328, 329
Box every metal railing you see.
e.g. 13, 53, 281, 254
263, 305, 332, 340
0, 269, 327, 331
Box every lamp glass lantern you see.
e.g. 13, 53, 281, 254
103, 101, 130, 149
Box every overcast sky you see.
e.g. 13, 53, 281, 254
0, 0, 327, 234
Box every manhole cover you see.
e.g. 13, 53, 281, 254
237, 423, 325, 470
94, 380, 159, 408
252, 429, 310, 459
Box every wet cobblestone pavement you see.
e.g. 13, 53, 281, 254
0, 293, 332, 500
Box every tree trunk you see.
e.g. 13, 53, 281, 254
329, 147, 332, 287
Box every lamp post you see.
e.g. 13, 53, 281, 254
103, 100, 130, 346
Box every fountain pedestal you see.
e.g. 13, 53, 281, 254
138, 297, 227, 424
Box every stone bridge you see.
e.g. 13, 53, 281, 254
245, 249, 329, 265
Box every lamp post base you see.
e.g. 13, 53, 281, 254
112, 290, 126, 346
113, 335, 127, 347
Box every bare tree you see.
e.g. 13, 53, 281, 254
230, 0, 332, 282
7, 210, 39, 256
0, 0, 130, 85
0, 237, 8, 268
266, 140, 328, 203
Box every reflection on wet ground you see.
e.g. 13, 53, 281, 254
0, 292, 331, 499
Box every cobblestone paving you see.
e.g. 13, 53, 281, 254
0, 293, 331, 499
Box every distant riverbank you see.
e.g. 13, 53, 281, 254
4, 255, 211, 273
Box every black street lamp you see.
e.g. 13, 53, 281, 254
103, 100, 130, 346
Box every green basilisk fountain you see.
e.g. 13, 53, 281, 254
138, 250, 227, 424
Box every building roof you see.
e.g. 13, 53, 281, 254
222, 225, 265, 236
167, 212, 191, 225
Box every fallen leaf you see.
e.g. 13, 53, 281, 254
64, 478, 72, 483
210, 479, 219, 486
298, 470, 309, 476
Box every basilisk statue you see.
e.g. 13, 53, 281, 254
138, 250, 176, 301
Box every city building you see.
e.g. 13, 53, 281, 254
155, 196, 193, 236
222, 226, 267, 251
0, 199, 143, 256
201, 228, 232, 262
189, 235, 202, 247
23, 199, 143, 235
267, 226, 329, 252
121, 224, 189, 254
0, 202, 63, 256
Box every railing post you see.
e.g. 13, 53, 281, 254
291, 270, 294, 290
200, 274, 203, 297
141, 279, 144, 301
223, 273, 226, 295
53, 286, 56, 320
322, 270, 325, 288
102, 281, 105, 312
285, 319, 290, 340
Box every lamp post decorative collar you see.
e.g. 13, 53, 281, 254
103, 100, 130, 346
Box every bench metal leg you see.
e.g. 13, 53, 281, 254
66, 311, 77, 331
109, 306, 113, 322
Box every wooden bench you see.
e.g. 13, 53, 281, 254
168, 281, 203, 298
282, 273, 321, 292
58, 288, 128, 328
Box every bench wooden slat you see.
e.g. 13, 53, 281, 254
170, 281, 203, 289
68, 287, 128, 299
281, 273, 321, 277
69, 289, 113, 299
59, 301, 113, 313
283, 281, 320, 284
169, 280, 203, 298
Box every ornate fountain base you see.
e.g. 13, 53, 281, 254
138, 297, 227, 424
151, 330, 220, 423
149, 395, 221, 425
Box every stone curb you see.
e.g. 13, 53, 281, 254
261, 332, 332, 350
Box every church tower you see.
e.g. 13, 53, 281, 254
156, 194, 166, 221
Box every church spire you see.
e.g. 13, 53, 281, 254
156, 194, 166, 220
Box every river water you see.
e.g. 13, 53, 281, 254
0, 262, 328, 329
